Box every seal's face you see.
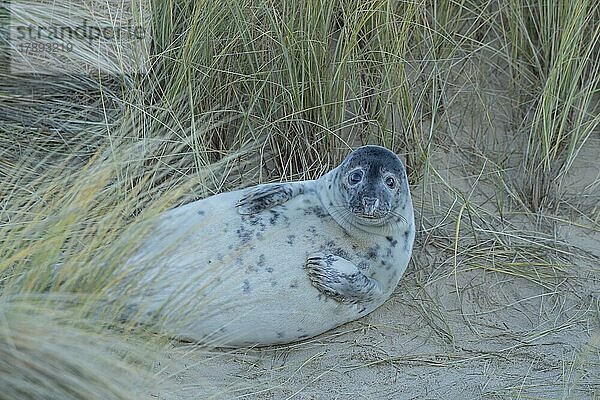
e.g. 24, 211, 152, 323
339, 146, 408, 227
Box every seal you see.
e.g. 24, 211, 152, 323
130, 145, 415, 347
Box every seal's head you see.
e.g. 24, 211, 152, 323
337, 145, 409, 227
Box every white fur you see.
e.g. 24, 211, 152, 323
130, 167, 414, 347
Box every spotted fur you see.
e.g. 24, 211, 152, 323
128, 145, 415, 347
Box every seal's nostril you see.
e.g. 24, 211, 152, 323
362, 197, 379, 215
362, 197, 378, 206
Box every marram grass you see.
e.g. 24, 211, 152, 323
0, 300, 157, 400
499, 0, 600, 210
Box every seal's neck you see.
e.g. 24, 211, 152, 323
316, 169, 414, 237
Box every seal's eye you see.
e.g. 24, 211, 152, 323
385, 176, 396, 188
348, 170, 363, 185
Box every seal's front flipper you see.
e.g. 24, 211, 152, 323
305, 253, 382, 304
237, 183, 304, 215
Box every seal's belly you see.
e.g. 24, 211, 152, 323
137, 189, 370, 345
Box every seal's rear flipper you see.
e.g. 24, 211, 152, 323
236, 183, 304, 215
305, 253, 382, 304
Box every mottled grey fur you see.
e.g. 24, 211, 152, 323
129, 145, 415, 346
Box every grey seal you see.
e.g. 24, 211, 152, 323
130, 145, 415, 347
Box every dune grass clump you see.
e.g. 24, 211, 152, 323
0, 137, 184, 398
499, 0, 600, 211
0, 300, 156, 400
